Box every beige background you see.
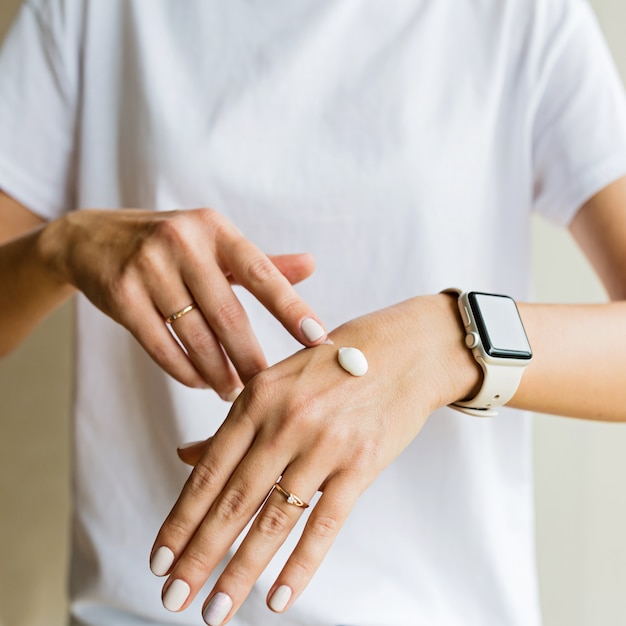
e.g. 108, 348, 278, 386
1, 1, 626, 625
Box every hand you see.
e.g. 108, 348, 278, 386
149, 294, 481, 623
43, 208, 328, 397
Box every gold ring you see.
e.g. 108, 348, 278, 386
273, 482, 309, 508
166, 302, 197, 324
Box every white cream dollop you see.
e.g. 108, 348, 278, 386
337, 347, 368, 377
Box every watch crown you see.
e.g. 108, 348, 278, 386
465, 332, 480, 349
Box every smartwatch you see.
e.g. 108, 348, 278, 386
443, 288, 532, 417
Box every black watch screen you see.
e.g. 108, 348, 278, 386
468, 292, 532, 360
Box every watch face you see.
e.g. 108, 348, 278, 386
468, 292, 532, 360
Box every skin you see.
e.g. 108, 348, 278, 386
2, 176, 626, 622
0, 198, 328, 399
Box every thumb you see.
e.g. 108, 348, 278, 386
176, 438, 212, 466
266, 252, 316, 285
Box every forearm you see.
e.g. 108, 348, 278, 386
0, 218, 75, 356
382, 293, 626, 422
509, 301, 626, 421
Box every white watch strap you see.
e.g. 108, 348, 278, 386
450, 357, 525, 417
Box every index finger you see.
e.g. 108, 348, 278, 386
222, 236, 328, 346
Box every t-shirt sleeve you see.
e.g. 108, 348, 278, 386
0, 0, 81, 220
531, 0, 626, 225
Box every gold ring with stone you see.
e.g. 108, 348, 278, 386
273, 482, 309, 508
166, 302, 197, 324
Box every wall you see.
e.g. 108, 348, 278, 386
0, 9, 71, 626
532, 2, 626, 624
0, 1, 625, 625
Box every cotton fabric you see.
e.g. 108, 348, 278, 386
1, 1, 626, 624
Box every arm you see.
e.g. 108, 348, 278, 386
0, 191, 75, 353
151, 178, 626, 622
512, 175, 626, 420
0, 191, 328, 397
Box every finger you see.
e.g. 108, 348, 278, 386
221, 236, 328, 346
138, 244, 244, 396
166, 305, 243, 400
118, 293, 208, 389
266, 475, 358, 614
177, 438, 213, 467
150, 413, 258, 578
151, 395, 278, 596
264, 253, 316, 286
200, 468, 321, 625
156, 433, 294, 613
181, 261, 269, 383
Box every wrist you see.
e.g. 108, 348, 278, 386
36, 213, 74, 287
428, 292, 483, 408
324, 293, 483, 416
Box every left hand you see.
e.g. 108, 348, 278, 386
149, 294, 480, 623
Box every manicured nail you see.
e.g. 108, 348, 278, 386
268, 585, 292, 612
163, 579, 190, 612
150, 546, 175, 576
301, 317, 325, 342
224, 387, 243, 403
203, 591, 233, 625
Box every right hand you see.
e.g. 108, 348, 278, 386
43, 207, 328, 397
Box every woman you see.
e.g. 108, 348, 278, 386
1, 1, 626, 624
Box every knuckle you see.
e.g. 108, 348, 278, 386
180, 544, 212, 574
213, 486, 249, 523
154, 214, 188, 247
195, 207, 219, 226
186, 461, 222, 499
275, 293, 302, 318
162, 512, 195, 545
287, 552, 316, 580
255, 502, 292, 539
243, 255, 277, 285
106, 273, 135, 316
243, 374, 317, 430
212, 298, 246, 333
286, 397, 320, 431
349, 437, 382, 471
148, 340, 172, 366
184, 327, 218, 358
242, 372, 274, 408
195, 207, 217, 222
307, 513, 339, 541
133, 240, 167, 277
197, 208, 233, 238
222, 560, 253, 587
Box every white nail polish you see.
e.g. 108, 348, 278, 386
301, 317, 325, 342
150, 546, 175, 576
203, 591, 233, 625
225, 387, 243, 403
163, 579, 191, 612
337, 347, 368, 376
269, 585, 292, 612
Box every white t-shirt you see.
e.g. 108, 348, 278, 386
2, 1, 626, 624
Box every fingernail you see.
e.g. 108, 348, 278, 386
177, 440, 205, 451
301, 317, 325, 342
224, 387, 243, 403
203, 591, 233, 625
150, 546, 175, 576
163, 579, 190, 612
269, 585, 292, 612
